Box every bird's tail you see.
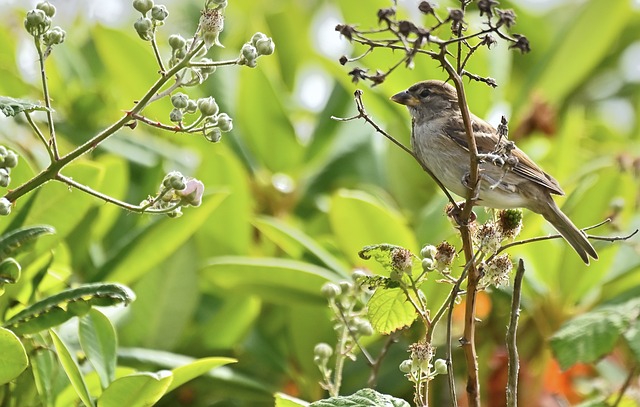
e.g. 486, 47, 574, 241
540, 200, 598, 264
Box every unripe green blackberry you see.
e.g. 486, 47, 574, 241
434, 358, 447, 375
497, 208, 523, 239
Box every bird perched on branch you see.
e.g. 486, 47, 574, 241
391, 80, 597, 264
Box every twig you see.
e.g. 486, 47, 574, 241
331, 90, 459, 207
150, 30, 167, 74
612, 365, 637, 407
367, 332, 399, 388
506, 259, 525, 407
23, 112, 54, 162
34, 37, 59, 160
335, 305, 374, 366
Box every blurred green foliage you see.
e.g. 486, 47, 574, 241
0, 0, 638, 405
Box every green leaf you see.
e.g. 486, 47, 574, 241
0, 225, 55, 262
117, 347, 271, 395
366, 288, 417, 335
623, 324, 640, 362
200, 296, 261, 349
329, 190, 418, 274
97, 371, 173, 407
0, 96, 49, 117
275, 392, 309, 407
0, 327, 28, 385
550, 299, 640, 369
4, 283, 135, 335
358, 244, 421, 276
236, 68, 302, 172
120, 244, 199, 350
168, 357, 236, 393
200, 257, 338, 305
520, 0, 632, 107
309, 388, 410, 407
31, 342, 58, 407
79, 309, 117, 389
100, 190, 227, 284
254, 216, 350, 277
50, 329, 96, 407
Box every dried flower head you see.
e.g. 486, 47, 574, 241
474, 222, 501, 254
418, 1, 435, 15
392, 247, 413, 273
496, 9, 517, 28
435, 241, 457, 270
481, 254, 513, 287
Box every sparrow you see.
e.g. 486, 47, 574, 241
391, 80, 597, 264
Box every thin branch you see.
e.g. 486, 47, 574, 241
188, 58, 240, 68
335, 305, 375, 366
506, 259, 525, 407
332, 90, 459, 207
34, 37, 59, 160
23, 112, 54, 162
150, 30, 167, 74
55, 173, 180, 214
612, 365, 637, 407
367, 332, 399, 388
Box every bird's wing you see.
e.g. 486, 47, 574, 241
443, 115, 565, 196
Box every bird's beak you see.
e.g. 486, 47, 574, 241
390, 90, 420, 106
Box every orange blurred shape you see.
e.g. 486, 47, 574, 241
543, 358, 594, 404
453, 291, 493, 322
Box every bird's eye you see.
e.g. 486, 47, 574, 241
419, 89, 430, 98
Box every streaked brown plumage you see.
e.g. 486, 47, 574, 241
391, 80, 597, 264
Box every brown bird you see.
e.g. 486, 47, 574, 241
391, 80, 597, 264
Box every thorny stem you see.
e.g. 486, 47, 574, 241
34, 36, 59, 161
438, 49, 483, 407
612, 365, 637, 407
506, 259, 525, 407
4, 40, 206, 204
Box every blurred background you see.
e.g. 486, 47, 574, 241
0, 0, 639, 405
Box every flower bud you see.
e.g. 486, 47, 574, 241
168, 34, 186, 50
421, 257, 434, 272
210, 0, 228, 7
255, 37, 275, 56
241, 44, 258, 61
0, 169, 9, 188
0, 198, 11, 216
151, 4, 169, 21
169, 108, 183, 123
321, 282, 341, 299
251, 32, 267, 47
314, 343, 333, 360
176, 178, 204, 207
134, 17, 153, 41
24, 9, 51, 37
216, 113, 232, 132
434, 358, 448, 375
204, 127, 222, 143
133, 0, 154, 14
197, 97, 219, 117
245, 58, 257, 68
185, 99, 198, 114
170, 92, 189, 109
163, 171, 186, 191
399, 359, 412, 373
43, 26, 65, 46
36, 1, 56, 18
3, 151, 18, 169
354, 319, 373, 336
420, 244, 437, 259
